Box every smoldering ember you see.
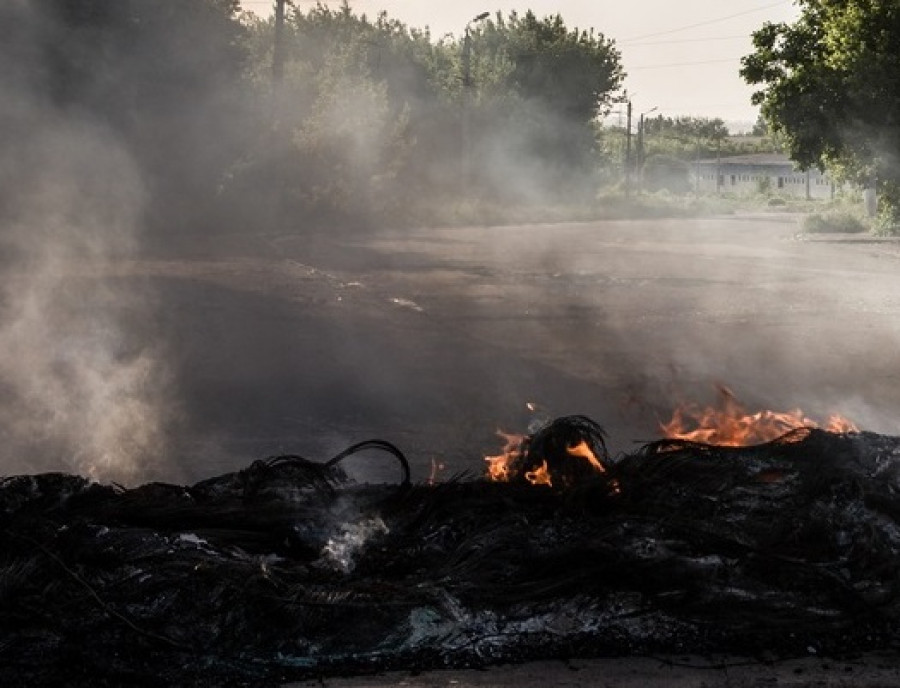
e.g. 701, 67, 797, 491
4, 413, 900, 686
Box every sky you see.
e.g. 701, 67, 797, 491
242, 0, 800, 128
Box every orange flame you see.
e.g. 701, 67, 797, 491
825, 414, 858, 433
566, 440, 607, 473
524, 460, 552, 487
660, 386, 858, 446
484, 430, 525, 482
484, 431, 609, 486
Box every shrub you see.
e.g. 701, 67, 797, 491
803, 211, 868, 234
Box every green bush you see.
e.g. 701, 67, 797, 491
803, 211, 868, 234
873, 219, 900, 237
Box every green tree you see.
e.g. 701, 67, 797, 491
489, 11, 623, 120
233, 3, 438, 225
741, 0, 900, 218
751, 114, 768, 137
237, 5, 626, 222
463, 11, 624, 199
642, 116, 728, 148
637, 116, 730, 181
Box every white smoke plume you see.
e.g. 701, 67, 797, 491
320, 516, 389, 573
0, 6, 173, 483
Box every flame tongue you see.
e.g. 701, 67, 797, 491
660, 385, 859, 446
484, 430, 525, 483
524, 460, 552, 486
824, 414, 858, 433
484, 416, 610, 487
566, 440, 606, 473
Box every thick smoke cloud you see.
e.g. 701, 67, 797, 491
0, 2, 173, 482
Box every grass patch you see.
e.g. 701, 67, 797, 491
380, 187, 867, 229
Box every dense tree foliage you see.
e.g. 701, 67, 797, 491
484, 11, 622, 119
741, 0, 900, 218
468, 11, 624, 197
638, 115, 777, 158
642, 115, 728, 144
229, 5, 420, 223
3, 0, 630, 232
230, 3, 626, 224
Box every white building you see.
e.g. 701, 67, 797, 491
692, 153, 835, 199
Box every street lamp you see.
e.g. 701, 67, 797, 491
463, 12, 490, 89
462, 11, 489, 194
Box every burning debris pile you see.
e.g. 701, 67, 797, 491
2, 418, 900, 685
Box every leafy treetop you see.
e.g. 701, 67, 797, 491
741, 0, 900, 210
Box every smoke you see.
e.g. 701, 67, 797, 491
470, 97, 600, 206
0, 3, 173, 483
320, 516, 389, 573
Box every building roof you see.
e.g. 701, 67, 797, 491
695, 153, 794, 166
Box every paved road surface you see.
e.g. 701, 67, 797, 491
6, 213, 900, 483
174, 213, 900, 484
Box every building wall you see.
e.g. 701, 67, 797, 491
692, 162, 835, 199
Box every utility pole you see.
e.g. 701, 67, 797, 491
637, 115, 644, 194
624, 100, 632, 199
637, 107, 657, 194
637, 117, 643, 180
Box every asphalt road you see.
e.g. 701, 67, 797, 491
152, 212, 900, 484
6, 213, 900, 484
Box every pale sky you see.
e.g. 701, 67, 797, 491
243, 0, 800, 126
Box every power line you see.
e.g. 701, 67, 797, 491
241, 1, 321, 6
630, 57, 742, 70
626, 35, 749, 47
621, 1, 790, 43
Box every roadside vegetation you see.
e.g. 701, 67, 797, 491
802, 209, 869, 235
742, 0, 900, 236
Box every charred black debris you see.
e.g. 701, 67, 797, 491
3, 418, 900, 685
